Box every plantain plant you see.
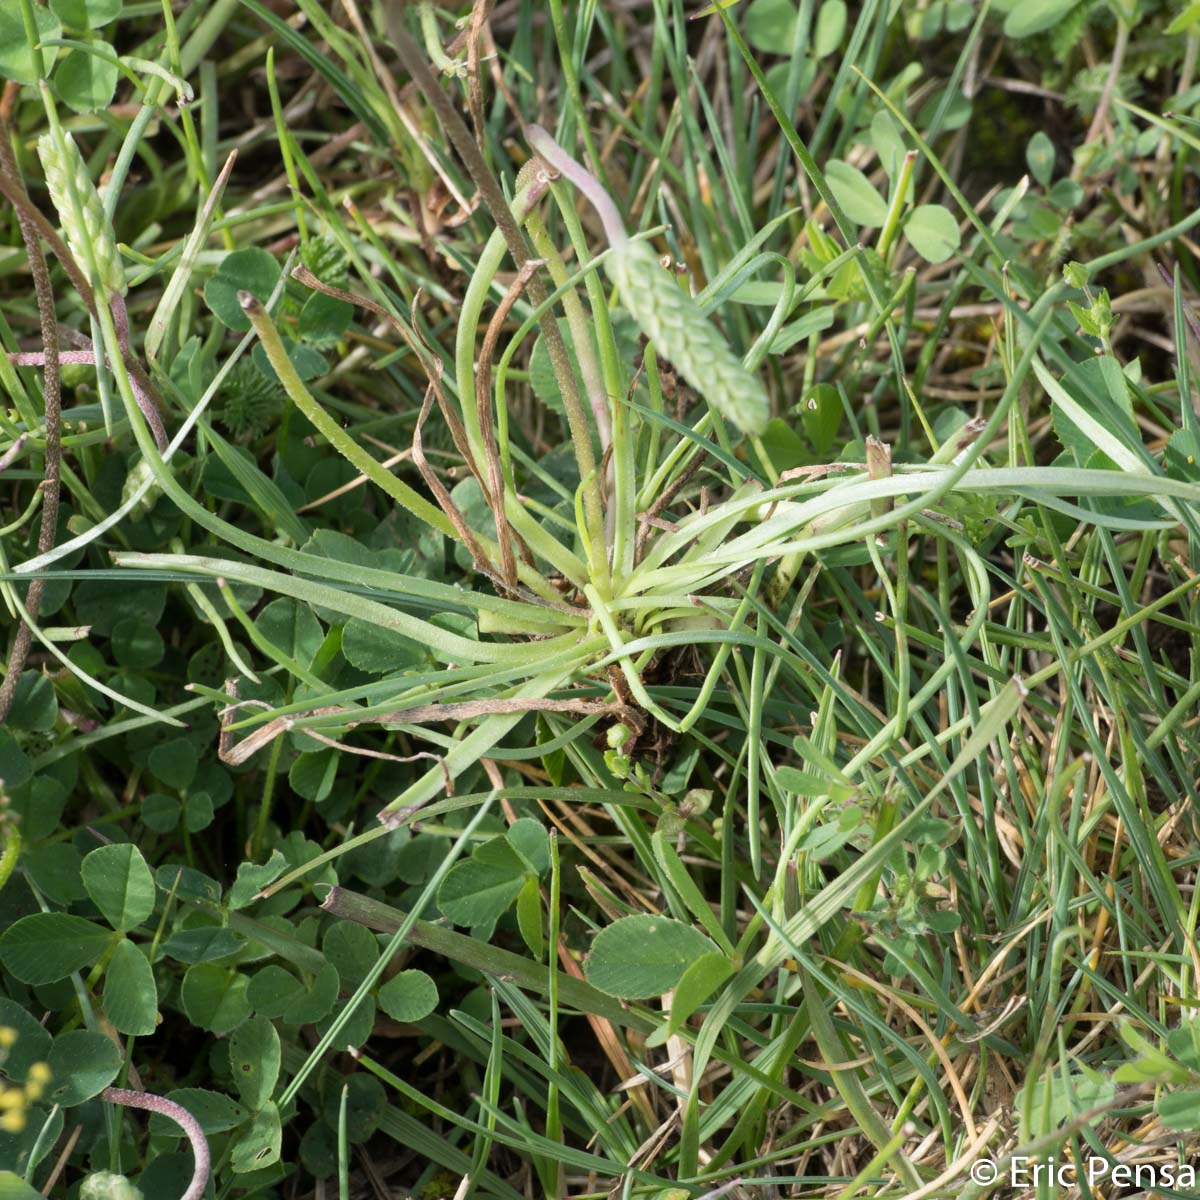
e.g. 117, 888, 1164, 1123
40, 4, 1198, 931
6, 0, 1200, 1194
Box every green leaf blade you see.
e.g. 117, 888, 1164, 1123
45, 1030, 122, 1106
904, 205, 961, 264
377, 969, 438, 1023
584, 914, 717, 999
81, 843, 156, 931
0, 913, 111, 984
104, 938, 158, 1036
229, 1015, 281, 1110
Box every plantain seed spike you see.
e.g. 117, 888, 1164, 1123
36, 132, 125, 299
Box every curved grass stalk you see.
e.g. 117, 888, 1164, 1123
693, 207, 804, 310
239, 292, 454, 537
524, 207, 613, 449
676, 563, 766, 735
172, 544, 260, 684
637, 410, 716, 513
475, 260, 545, 589
536, 183, 641, 583
417, 1, 462, 75
633, 472, 764, 579
864, 486, 910, 741
744, 606, 769, 878
111, 544, 583, 628
112, 552, 581, 668
638, 347, 666, 515
215, 579, 329, 693
0, 544, 184, 726
738, 252, 795, 375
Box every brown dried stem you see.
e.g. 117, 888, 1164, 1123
0, 172, 168, 450
411, 382, 499, 579
220, 693, 639, 768
0, 108, 61, 723
476, 258, 544, 588
384, 3, 608, 585
466, 0, 496, 153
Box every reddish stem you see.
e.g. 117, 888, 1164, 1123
525, 125, 628, 248
101, 1087, 210, 1200
0, 433, 26, 473
7, 296, 167, 449
9, 350, 96, 366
